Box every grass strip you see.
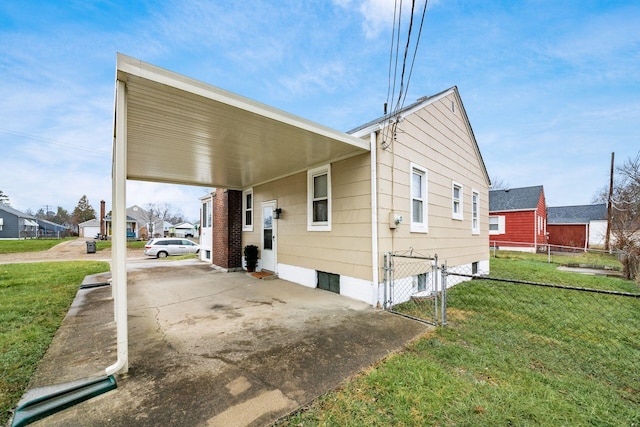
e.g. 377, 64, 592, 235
0, 261, 109, 425
0, 238, 75, 254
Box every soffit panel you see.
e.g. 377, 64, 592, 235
117, 56, 369, 189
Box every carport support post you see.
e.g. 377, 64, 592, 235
106, 79, 129, 376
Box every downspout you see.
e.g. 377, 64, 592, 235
106, 79, 129, 376
370, 131, 379, 307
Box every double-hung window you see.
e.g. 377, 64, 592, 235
471, 190, 480, 234
242, 189, 253, 231
489, 215, 505, 234
307, 165, 331, 231
410, 163, 428, 233
202, 199, 212, 228
452, 182, 463, 220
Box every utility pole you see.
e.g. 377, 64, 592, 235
605, 152, 614, 251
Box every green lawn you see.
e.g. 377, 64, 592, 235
280, 255, 640, 426
0, 261, 109, 426
493, 248, 623, 270
0, 238, 147, 254
0, 238, 75, 254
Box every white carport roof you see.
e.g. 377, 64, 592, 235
115, 53, 369, 188
108, 53, 370, 376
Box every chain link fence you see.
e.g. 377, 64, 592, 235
383, 251, 446, 325
442, 263, 640, 396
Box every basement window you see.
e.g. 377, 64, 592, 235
317, 271, 340, 294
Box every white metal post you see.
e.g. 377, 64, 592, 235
370, 131, 379, 307
106, 79, 129, 376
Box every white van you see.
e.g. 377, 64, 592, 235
144, 238, 200, 258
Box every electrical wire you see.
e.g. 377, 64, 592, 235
382, 0, 429, 150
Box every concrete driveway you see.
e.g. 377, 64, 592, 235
21, 262, 429, 426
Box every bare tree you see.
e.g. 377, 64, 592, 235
144, 203, 186, 237
609, 152, 640, 282
489, 176, 510, 190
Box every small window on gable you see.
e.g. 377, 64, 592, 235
471, 190, 480, 234
410, 163, 428, 233
307, 165, 331, 231
243, 188, 253, 232
452, 182, 463, 220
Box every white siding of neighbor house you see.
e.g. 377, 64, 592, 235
589, 220, 608, 247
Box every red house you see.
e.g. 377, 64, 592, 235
489, 185, 547, 252
547, 204, 608, 251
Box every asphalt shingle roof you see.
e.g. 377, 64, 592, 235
489, 185, 544, 212
0, 203, 36, 219
547, 204, 607, 224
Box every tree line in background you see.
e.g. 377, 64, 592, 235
0, 192, 187, 234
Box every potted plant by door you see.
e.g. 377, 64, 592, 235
244, 244, 259, 272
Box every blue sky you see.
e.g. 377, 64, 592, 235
1, 0, 638, 222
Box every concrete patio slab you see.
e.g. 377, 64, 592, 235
19, 263, 429, 427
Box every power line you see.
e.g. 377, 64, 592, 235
0, 127, 110, 156
382, 0, 429, 150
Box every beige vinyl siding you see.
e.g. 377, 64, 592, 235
377, 92, 489, 267
244, 153, 373, 280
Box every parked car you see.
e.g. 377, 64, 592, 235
144, 238, 200, 258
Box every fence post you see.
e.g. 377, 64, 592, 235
383, 253, 388, 310
548, 243, 551, 264
441, 261, 447, 326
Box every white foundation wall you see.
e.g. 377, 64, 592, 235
340, 275, 377, 306
277, 258, 488, 307
277, 263, 317, 288
278, 263, 376, 305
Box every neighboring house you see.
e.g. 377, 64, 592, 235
489, 185, 547, 252
126, 205, 164, 239
104, 215, 139, 239
79, 218, 100, 238
547, 204, 608, 250
162, 221, 173, 237
0, 204, 39, 239
36, 218, 69, 237
199, 193, 213, 262
174, 222, 196, 238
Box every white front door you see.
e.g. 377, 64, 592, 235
261, 201, 277, 272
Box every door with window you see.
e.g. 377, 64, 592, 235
261, 201, 277, 272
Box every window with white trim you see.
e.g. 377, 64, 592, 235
0, 217, 3, 231
410, 163, 428, 233
242, 189, 253, 231
307, 165, 331, 231
471, 190, 480, 234
452, 182, 463, 220
202, 200, 212, 228
489, 215, 505, 235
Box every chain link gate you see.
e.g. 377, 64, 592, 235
383, 251, 446, 325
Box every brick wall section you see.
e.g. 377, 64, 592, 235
212, 188, 242, 269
